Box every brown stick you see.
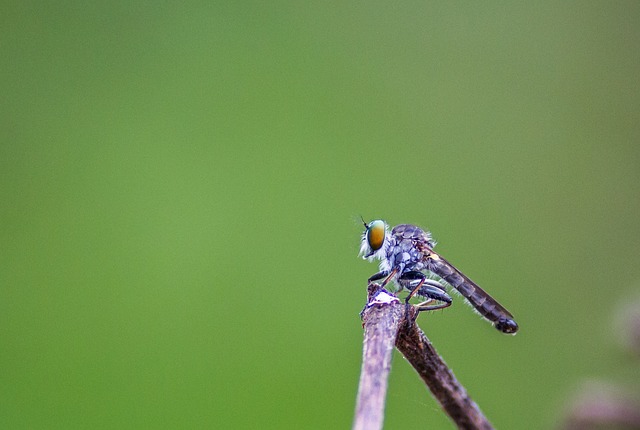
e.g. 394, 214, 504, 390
396, 306, 494, 430
353, 285, 403, 430
353, 283, 494, 430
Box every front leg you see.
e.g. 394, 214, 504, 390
367, 270, 389, 283
367, 268, 398, 289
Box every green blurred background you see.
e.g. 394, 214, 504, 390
2, 2, 639, 429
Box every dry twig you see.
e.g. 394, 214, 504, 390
353, 283, 494, 430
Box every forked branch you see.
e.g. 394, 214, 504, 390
353, 283, 494, 430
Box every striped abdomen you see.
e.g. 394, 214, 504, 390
426, 253, 518, 334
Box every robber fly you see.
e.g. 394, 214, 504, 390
360, 220, 518, 334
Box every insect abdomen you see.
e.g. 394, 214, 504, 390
428, 255, 518, 334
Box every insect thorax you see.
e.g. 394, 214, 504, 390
384, 233, 428, 276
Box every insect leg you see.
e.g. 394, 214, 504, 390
367, 268, 398, 290
398, 271, 452, 322
367, 270, 389, 283
415, 298, 452, 312
399, 271, 452, 305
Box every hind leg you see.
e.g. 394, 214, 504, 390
399, 271, 452, 313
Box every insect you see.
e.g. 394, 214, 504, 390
360, 219, 518, 334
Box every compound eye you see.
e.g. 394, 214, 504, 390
366, 220, 386, 251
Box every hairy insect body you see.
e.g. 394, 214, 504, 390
385, 224, 433, 276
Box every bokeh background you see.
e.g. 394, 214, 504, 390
2, 2, 639, 429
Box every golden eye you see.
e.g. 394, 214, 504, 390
366, 220, 386, 251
